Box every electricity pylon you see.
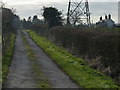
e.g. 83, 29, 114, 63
67, 0, 91, 26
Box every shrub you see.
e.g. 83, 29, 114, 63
48, 26, 120, 83
31, 25, 120, 84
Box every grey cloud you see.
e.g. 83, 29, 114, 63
90, 2, 118, 23
6, 2, 118, 23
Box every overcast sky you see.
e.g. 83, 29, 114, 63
2, 0, 120, 23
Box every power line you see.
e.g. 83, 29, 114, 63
67, 0, 91, 26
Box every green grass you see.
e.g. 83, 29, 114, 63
28, 30, 120, 88
2, 33, 15, 83
21, 31, 51, 88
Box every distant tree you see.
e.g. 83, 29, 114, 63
23, 18, 26, 22
27, 16, 31, 22
43, 7, 63, 27
22, 18, 27, 29
11, 8, 16, 14
26, 16, 32, 29
32, 15, 39, 23
0, 1, 6, 8
33, 15, 38, 20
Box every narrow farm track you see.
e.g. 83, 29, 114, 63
3, 30, 79, 88
3, 30, 37, 88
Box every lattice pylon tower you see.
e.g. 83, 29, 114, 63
67, 0, 91, 26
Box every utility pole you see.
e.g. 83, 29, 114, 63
85, 0, 91, 26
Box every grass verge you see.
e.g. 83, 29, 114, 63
2, 33, 15, 83
21, 31, 51, 88
28, 30, 120, 88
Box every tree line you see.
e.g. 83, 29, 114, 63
21, 7, 63, 29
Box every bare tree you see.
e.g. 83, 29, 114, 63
11, 8, 17, 14
70, 10, 83, 25
0, 1, 6, 8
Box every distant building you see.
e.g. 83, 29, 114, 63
96, 14, 115, 28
